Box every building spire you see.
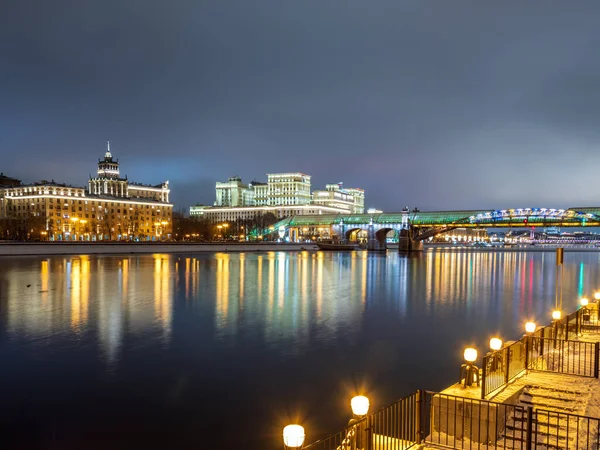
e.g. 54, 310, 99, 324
105, 140, 112, 158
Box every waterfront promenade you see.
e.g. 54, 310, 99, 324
303, 301, 600, 450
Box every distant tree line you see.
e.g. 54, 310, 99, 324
171, 210, 280, 241
0, 214, 48, 241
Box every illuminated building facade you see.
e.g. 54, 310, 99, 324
265, 173, 312, 206
312, 183, 365, 214
196, 174, 365, 221
215, 176, 252, 207
189, 204, 349, 222
0, 143, 172, 241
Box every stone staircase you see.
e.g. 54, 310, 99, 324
500, 383, 590, 449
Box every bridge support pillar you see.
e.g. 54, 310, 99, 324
367, 238, 386, 251
398, 229, 423, 252
367, 224, 386, 251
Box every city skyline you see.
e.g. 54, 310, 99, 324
3, 2, 600, 211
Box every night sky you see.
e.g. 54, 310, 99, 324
2, 1, 600, 212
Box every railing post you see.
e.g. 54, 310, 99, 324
365, 415, 373, 450
595, 342, 599, 379
415, 389, 423, 444
504, 347, 510, 383
576, 309, 581, 336
481, 356, 487, 399
565, 316, 569, 341
525, 406, 534, 450
524, 336, 530, 370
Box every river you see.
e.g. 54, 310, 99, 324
0, 249, 598, 449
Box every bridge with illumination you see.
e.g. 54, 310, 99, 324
273, 206, 600, 251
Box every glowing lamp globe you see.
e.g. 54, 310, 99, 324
490, 338, 503, 351
283, 425, 305, 449
552, 310, 562, 321
581, 297, 589, 307
595, 292, 600, 301
351, 396, 370, 417
464, 348, 477, 363
525, 322, 536, 334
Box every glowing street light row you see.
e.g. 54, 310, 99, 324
285, 293, 599, 448
283, 396, 370, 449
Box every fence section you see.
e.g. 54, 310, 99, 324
482, 340, 527, 399
580, 307, 600, 334
422, 391, 529, 449
304, 390, 600, 450
532, 409, 600, 450
527, 337, 599, 378
303, 392, 419, 450
482, 309, 600, 399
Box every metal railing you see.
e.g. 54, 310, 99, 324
303, 392, 419, 450
422, 391, 529, 449
527, 337, 599, 378
481, 307, 600, 399
304, 390, 600, 450
482, 340, 527, 399
580, 308, 600, 333
533, 408, 600, 450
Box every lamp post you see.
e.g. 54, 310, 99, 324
488, 338, 503, 373
347, 396, 370, 450
581, 297, 591, 324
460, 348, 480, 387
552, 309, 562, 342
283, 424, 305, 450
525, 322, 536, 335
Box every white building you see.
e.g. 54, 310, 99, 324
190, 204, 346, 222
311, 183, 365, 214
193, 173, 365, 222
266, 173, 311, 206
215, 176, 250, 207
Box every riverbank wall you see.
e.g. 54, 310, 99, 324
0, 242, 319, 256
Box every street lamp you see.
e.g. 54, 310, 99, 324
595, 292, 600, 302
489, 338, 503, 371
490, 338, 503, 351
525, 322, 536, 334
347, 396, 370, 450
552, 310, 562, 340
582, 297, 591, 323
351, 396, 370, 418
460, 347, 480, 387
283, 424, 305, 450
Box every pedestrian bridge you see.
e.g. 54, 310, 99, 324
273, 206, 600, 251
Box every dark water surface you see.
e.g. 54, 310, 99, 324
0, 250, 598, 449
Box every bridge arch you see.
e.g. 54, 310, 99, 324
375, 227, 396, 247
345, 227, 368, 243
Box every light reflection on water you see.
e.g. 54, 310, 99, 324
1, 250, 600, 449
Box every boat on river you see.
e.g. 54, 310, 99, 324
316, 241, 360, 251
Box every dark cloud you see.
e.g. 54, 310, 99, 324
2, 0, 600, 211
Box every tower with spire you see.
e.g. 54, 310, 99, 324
89, 141, 128, 197
97, 141, 120, 179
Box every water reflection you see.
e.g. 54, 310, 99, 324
3, 251, 600, 366
1, 250, 600, 449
